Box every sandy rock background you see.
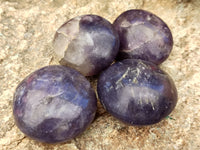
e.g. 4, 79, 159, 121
0, 0, 200, 149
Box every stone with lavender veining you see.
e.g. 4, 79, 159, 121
113, 9, 173, 64
13, 65, 97, 143
53, 15, 119, 76
97, 59, 177, 125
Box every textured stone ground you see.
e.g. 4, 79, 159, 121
0, 0, 200, 149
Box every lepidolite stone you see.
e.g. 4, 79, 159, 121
97, 59, 177, 125
113, 9, 173, 64
13, 65, 97, 143
53, 15, 119, 76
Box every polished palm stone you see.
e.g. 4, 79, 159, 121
113, 9, 173, 64
97, 59, 177, 125
13, 65, 97, 143
53, 15, 119, 76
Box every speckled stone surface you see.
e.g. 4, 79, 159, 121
0, 0, 200, 150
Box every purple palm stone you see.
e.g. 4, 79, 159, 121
97, 59, 177, 125
53, 15, 119, 76
113, 9, 173, 64
13, 65, 97, 143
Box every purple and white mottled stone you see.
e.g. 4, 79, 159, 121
53, 15, 119, 76
113, 9, 173, 64
13, 65, 97, 143
97, 59, 177, 125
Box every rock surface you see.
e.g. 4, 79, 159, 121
0, 0, 200, 149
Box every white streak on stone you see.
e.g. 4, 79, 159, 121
116, 86, 159, 114
120, 19, 132, 28
65, 32, 93, 66
23, 90, 82, 128
116, 67, 130, 84
53, 17, 81, 59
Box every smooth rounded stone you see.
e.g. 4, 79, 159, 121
13, 65, 97, 143
113, 9, 173, 65
53, 15, 119, 76
97, 59, 177, 125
